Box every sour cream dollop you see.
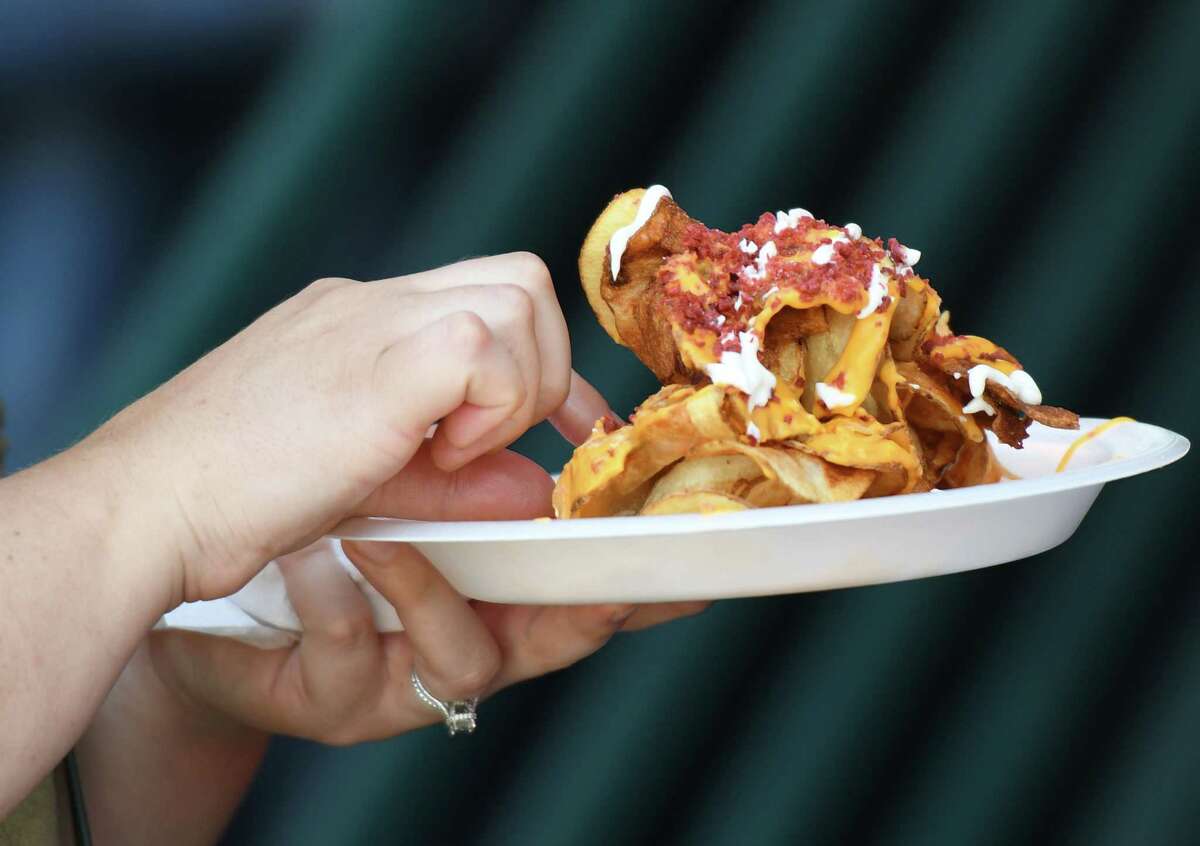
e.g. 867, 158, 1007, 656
967, 364, 1042, 406
609, 185, 672, 279
704, 331, 777, 411
811, 234, 849, 266
774, 207, 814, 234
815, 381, 856, 409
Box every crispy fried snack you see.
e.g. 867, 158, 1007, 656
554, 188, 1078, 518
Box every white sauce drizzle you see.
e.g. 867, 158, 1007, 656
857, 262, 888, 318
746, 421, 762, 441
739, 238, 758, 254
845, 222, 862, 240
811, 234, 849, 266
774, 207, 814, 234
704, 331, 777, 411
609, 185, 672, 279
740, 239, 778, 282
962, 396, 996, 415
816, 381, 856, 409
967, 364, 1042, 406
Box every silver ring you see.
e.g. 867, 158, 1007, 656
410, 669, 478, 736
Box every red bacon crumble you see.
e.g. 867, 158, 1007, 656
658, 213, 893, 345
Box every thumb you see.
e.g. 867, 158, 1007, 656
354, 440, 554, 521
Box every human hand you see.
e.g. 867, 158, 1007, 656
146, 445, 707, 743
82, 253, 602, 604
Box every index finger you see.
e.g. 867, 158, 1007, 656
547, 370, 620, 446
375, 252, 572, 422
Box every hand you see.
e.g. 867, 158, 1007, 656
146, 444, 707, 744
82, 253, 602, 604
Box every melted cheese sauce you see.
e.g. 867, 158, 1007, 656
1056, 417, 1135, 472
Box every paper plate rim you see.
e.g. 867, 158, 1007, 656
331, 418, 1188, 544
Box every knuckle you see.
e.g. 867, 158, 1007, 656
432, 648, 501, 700
442, 311, 492, 355
491, 283, 535, 323
320, 614, 375, 651
506, 251, 553, 293
544, 371, 571, 411
574, 605, 628, 643
307, 276, 356, 297
504, 381, 529, 418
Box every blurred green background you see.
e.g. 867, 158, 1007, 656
3, 1, 1199, 843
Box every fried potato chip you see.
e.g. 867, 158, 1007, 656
895, 361, 984, 442
691, 441, 876, 504
578, 189, 644, 344
801, 308, 855, 412
763, 307, 825, 388
554, 384, 748, 518
1027, 404, 1079, 429
643, 454, 765, 510
889, 278, 942, 362
640, 491, 750, 516
578, 189, 695, 382
942, 435, 1007, 487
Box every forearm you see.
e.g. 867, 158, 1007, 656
0, 440, 178, 814
76, 640, 268, 845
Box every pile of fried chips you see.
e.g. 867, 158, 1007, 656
553, 189, 1078, 519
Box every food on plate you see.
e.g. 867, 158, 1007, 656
554, 186, 1079, 518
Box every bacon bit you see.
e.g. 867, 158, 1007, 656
657, 215, 899, 344
921, 333, 961, 353
831, 373, 847, 389
601, 414, 622, 434
783, 414, 793, 423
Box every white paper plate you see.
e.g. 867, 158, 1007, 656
330, 419, 1188, 604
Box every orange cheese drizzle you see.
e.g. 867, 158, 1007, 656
1055, 417, 1135, 472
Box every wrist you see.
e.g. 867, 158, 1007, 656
78, 639, 269, 844
56, 412, 190, 615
